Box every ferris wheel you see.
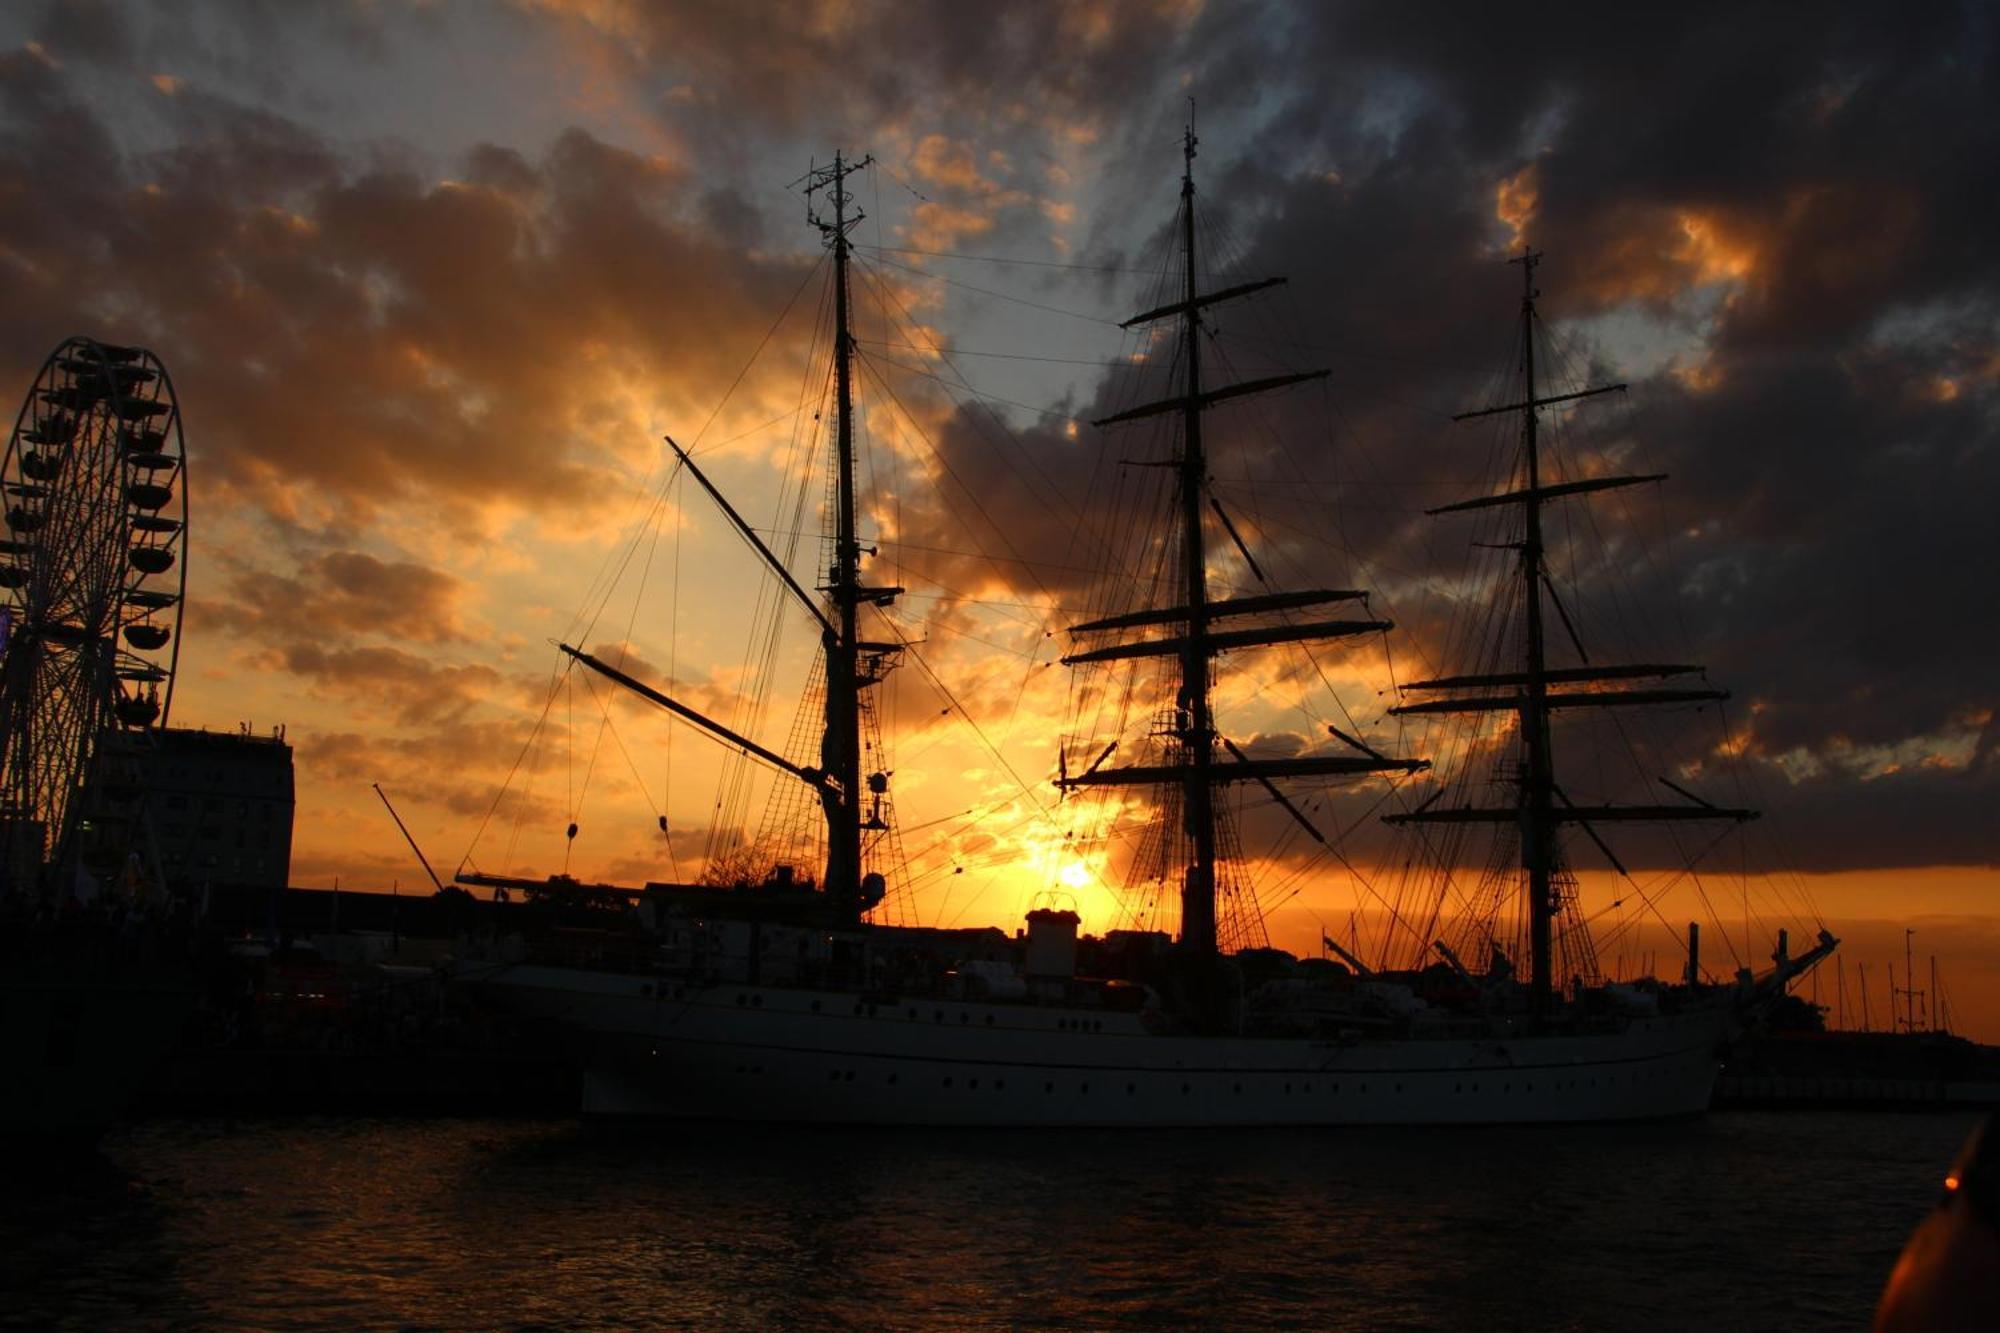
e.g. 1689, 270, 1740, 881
0, 337, 187, 892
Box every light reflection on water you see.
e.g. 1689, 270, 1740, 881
1, 1111, 1974, 1329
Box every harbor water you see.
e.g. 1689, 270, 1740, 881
3, 1110, 1976, 1329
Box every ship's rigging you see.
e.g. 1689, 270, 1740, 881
1377, 250, 1817, 1016
458, 132, 1830, 1008
554, 152, 904, 922
1056, 123, 1424, 963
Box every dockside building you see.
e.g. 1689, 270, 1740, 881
146, 724, 294, 889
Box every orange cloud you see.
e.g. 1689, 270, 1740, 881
1495, 160, 1538, 248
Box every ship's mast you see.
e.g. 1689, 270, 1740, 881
806, 150, 891, 916
1173, 125, 1220, 958
1387, 247, 1762, 1016
1513, 250, 1559, 1014
561, 151, 897, 922
1060, 122, 1424, 964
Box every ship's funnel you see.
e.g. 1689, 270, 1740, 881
1025, 908, 1080, 979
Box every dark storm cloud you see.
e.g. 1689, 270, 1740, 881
523, 0, 1201, 138
1264, 2, 2000, 866
860, 1, 1999, 870
28, 0, 131, 68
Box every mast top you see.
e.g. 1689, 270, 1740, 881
1182, 103, 1197, 198
1510, 245, 1542, 305
802, 151, 874, 243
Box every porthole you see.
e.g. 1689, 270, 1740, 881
811, 1000, 821, 1014
1126, 1082, 1136, 1095
1233, 1083, 1242, 1094
1044, 1081, 1055, 1093
1181, 1082, 1191, 1094
735, 994, 746, 1007
943, 1077, 954, 1088
969, 1078, 980, 1090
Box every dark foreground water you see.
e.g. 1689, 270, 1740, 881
2, 1111, 1978, 1330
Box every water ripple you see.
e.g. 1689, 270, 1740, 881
0, 1111, 1973, 1330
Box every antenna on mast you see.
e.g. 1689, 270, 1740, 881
1184, 98, 1197, 181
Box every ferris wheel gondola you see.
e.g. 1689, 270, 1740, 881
0, 337, 188, 892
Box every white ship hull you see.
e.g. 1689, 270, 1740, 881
481, 963, 1726, 1126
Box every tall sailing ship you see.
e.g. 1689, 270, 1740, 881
470, 134, 1833, 1124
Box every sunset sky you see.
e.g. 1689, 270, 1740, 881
2, 2, 1994, 1034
